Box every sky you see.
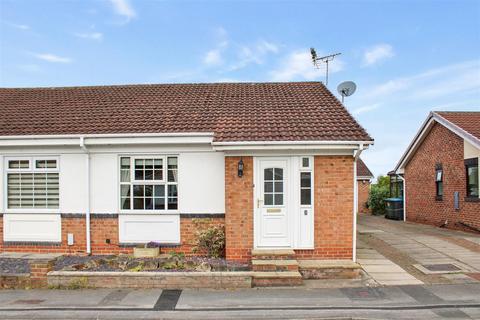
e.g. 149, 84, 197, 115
1, 0, 479, 178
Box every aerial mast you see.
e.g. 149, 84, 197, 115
310, 48, 341, 86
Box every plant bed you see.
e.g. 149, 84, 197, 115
54, 253, 249, 273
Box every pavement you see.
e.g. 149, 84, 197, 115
0, 284, 479, 319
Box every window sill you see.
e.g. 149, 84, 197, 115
465, 197, 480, 202
435, 196, 443, 201
119, 211, 180, 215
4, 209, 61, 214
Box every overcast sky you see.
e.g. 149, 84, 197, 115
1, 0, 479, 177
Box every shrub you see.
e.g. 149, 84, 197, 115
368, 175, 390, 216
193, 224, 226, 258
368, 184, 390, 215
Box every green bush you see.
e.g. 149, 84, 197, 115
368, 175, 390, 215
193, 224, 226, 258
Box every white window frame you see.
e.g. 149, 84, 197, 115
4, 156, 60, 214
119, 155, 179, 214
299, 156, 314, 208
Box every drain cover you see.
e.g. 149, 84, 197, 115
341, 287, 385, 300
422, 264, 461, 272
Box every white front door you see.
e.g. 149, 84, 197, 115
255, 158, 292, 248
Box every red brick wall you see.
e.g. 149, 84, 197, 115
405, 122, 480, 232
0, 215, 225, 255
225, 156, 354, 262
296, 156, 353, 260
225, 156, 254, 262
357, 180, 371, 214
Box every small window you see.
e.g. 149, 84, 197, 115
35, 159, 57, 169
300, 172, 312, 205
8, 160, 29, 169
435, 166, 443, 200
465, 158, 479, 198
302, 157, 310, 168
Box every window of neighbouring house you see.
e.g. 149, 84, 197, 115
6, 157, 59, 209
465, 158, 479, 198
120, 156, 178, 211
435, 165, 443, 200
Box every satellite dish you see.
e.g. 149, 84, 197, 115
337, 81, 357, 103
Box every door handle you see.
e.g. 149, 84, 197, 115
257, 199, 263, 208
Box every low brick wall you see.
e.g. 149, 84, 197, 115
48, 271, 253, 289
0, 273, 31, 289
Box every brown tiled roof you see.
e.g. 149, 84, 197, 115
435, 111, 480, 141
357, 158, 373, 178
0, 82, 372, 142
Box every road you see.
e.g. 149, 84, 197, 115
1, 283, 480, 319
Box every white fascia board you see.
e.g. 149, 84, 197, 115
0, 132, 215, 147
394, 114, 435, 172
357, 176, 373, 180
212, 140, 373, 151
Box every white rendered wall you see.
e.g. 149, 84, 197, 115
90, 153, 118, 213
60, 153, 88, 213
178, 152, 225, 214
118, 214, 180, 243
3, 213, 61, 242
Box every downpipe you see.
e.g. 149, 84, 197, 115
80, 137, 91, 255
352, 143, 364, 263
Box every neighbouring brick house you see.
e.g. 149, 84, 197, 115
356, 158, 374, 214
0, 82, 373, 263
393, 111, 480, 232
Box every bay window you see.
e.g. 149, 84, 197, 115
120, 156, 178, 211
6, 157, 59, 209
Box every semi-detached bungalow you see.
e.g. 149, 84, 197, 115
0, 82, 373, 263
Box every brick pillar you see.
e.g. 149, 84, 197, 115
28, 259, 55, 288
225, 156, 254, 262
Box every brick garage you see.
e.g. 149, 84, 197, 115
405, 122, 479, 231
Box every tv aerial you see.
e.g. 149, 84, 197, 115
310, 48, 341, 86
337, 81, 357, 103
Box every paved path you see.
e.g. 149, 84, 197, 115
0, 284, 479, 319
358, 215, 480, 285
357, 239, 423, 285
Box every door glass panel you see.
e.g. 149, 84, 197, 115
264, 168, 273, 180
264, 167, 284, 206
264, 193, 273, 206
264, 181, 273, 192
274, 194, 283, 205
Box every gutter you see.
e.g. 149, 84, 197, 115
352, 143, 364, 263
79, 137, 91, 255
